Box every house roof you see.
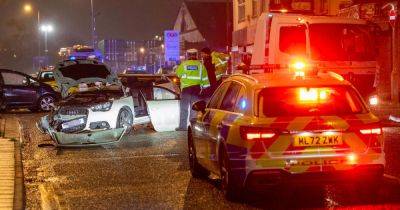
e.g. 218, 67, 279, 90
181, 1, 229, 49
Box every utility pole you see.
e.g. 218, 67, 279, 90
37, 11, 41, 57
226, 0, 231, 74
90, 0, 97, 48
384, 3, 399, 104
392, 16, 399, 104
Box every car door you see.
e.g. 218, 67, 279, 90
0, 71, 37, 107
146, 85, 180, 132
206, 82, 243, 173
194, 82, 230, 166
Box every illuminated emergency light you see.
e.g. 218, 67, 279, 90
70, 56, 76, 60
319, 90, 328, 100
240, 98, 247, 109
299, 88, 318, 101
369, 95, 379, 106
293, 61, 306, 70
298, 88, 329, 102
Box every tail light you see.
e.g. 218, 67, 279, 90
359, 128, 382, 135
358, 126, 383, 149
240, 126, 276, 141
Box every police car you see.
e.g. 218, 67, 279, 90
188, 68, 384, 200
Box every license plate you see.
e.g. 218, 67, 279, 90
62, 118, 85, 129
294, 134, 343, 147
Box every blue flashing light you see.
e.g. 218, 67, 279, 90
70, 56, 76, 60
240, 98, 247, 109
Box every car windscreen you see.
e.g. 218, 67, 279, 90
309, 24, 375, 61
39, 72, 55, 82
258, 86, 366, 117
58, 64, 110, 80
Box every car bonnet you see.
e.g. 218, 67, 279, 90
54, 60, 121, 98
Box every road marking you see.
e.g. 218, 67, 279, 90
384, 174, 400, 183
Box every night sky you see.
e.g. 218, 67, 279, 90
0, 0, 183, 72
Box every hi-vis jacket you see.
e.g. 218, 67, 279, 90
211, 52, 229, 81
176, 60, 210, 89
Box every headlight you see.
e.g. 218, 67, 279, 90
91, 101, 113, 112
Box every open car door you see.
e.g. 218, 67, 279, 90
146, 85, 180, 132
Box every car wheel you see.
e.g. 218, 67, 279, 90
188, 129, 209, 178
38, 95, 55, 112
116, 107, 133, 128
220, 147, 243, 201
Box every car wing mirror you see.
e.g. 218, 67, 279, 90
192, 100, 206, 114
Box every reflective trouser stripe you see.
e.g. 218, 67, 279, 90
186, 76, 201, 80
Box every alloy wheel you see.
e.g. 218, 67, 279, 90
118, 108, 133, 128
40, 96, 55, 111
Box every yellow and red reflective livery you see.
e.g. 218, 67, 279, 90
188, 71, 384, 199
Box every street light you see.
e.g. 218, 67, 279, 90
22, 3, 41, 57
40, 24, 53, 55
23, 3, 32, 13
139, 47, 145, 54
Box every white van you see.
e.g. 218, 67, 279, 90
248, 13, 378, 96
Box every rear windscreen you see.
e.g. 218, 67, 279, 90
59, 64, 110, 80
258, 86, 366, 117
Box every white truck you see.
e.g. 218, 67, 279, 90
248, 12, 378, 96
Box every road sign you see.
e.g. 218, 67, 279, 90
389, 9, 397, 27
164, 30, 180, 62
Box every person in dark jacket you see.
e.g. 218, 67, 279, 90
200, 47, 217, 97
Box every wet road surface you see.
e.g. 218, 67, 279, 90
4, 112, 400, 209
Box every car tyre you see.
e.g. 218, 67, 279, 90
37, 95, 55, 112
116, 107, 134, 129
188, 129, 209, 179
220, 147, 243, 202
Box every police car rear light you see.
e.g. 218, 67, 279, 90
359, 128, 382, 135
369, 95, 379, 106
240, 127, 276, 140
347, 153, 358, 165
298, 88, 330, 102
292, 61, 306, 70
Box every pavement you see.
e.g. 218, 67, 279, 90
1, 111, 398, 209
0, 117, 23, 210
